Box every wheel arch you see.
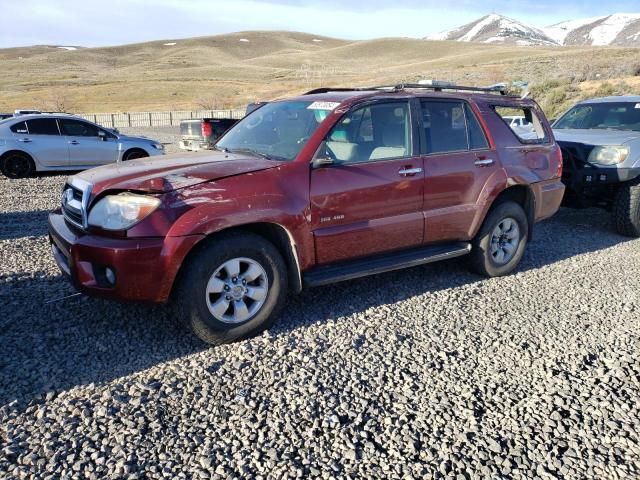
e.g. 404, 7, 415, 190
0, 149, 37, 167
489, 184, 536, 240
173, 222, 303, 297
122, 147, 149, 161
0, 149, 38, 175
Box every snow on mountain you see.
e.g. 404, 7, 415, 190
587, 13, 640, 46
427, 13, 640, 47
425, 14, 557, 46
544, 16, 606, 45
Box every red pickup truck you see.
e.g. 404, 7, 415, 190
48, 84, 564, 344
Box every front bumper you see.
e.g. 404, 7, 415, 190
563, 166, 640, 189
48, 211, 203, 303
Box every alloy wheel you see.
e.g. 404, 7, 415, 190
490, 217, 520, 265
205, 257, 269, 324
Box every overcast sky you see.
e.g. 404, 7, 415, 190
1, 0, 639, 48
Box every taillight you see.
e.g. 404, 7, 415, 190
554, 145, 563, 178
201, 122, 212, 138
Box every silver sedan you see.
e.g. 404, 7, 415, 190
0, 114, 164, 178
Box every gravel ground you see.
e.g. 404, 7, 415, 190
1, 172, 639, 480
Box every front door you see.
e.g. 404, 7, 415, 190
420, 100, 501, 243
59, 118, 119, 166
310, 100, 424, 265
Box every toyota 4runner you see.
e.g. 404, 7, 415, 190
48, 83, 565, 345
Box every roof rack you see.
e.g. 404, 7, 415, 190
305, 83, 510, 96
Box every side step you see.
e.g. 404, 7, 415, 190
303, 242, 472, 288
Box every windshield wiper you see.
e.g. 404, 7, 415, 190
224, 148, 286, 161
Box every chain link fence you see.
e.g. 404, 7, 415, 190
78, 110, 246, 128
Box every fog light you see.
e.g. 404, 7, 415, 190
585, 175, 593, 182
105, 267, 116, 286
599, 174, 607, 182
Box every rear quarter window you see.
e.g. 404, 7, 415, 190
493, 106, 548, 144
10, 121, 28, 134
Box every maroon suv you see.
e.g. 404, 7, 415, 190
48, 84, 565, 344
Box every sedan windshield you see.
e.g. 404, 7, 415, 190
554, 102, 640, 132
216, 101, 335, 161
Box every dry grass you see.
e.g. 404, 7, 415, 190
0, 31, 639, 113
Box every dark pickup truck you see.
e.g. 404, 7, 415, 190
179, 118, 239, 151
179, 103, 267, 152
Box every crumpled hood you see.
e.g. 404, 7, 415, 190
74, 150, 284, 196
553, 128, 640, 146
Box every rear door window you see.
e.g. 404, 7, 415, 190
494, 106, 547, 143
25, 118, 60, 135
59, 119, 99, 137
421, 100, 492, 154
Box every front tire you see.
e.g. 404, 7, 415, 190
0, 152, 34, 179
174, 232, 288, 345
122, 149, 148, 161
469, 201, 529, 277
613, 179, 640, 238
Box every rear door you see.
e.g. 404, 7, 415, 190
310, 99, 424, 265
59, 118, 119, 166
420, 99, 501, 243
16, 118, 69, 167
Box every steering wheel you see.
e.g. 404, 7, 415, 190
245, 114, 263, 130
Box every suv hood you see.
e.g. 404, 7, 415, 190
74, 150, 285, 196
553, 128, 640, 146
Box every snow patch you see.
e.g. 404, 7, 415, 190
57, 46, 77, 51
312, 39, 323, 43
588, 13, 640, 46
460, 14, 501, 42
239, 38, 250, 42
543, 16, 605, 44
163, 42, 177, 46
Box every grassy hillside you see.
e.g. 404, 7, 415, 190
0, 31, 639, 113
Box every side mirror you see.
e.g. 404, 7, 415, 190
312, 142, 335, 168
98, 131, 108, 141
313, 156, 334, 168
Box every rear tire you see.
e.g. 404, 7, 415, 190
469, 201, 529, 278
174, 232, 288, 345
0, 152, 34, 179
613, 179, 640, 238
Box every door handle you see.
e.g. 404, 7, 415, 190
398, 167, 423, 176
18, 138, 32, 143
69, 140, 79, 145
474, 158, 494, 167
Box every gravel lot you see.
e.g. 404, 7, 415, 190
1, 166, 639, 479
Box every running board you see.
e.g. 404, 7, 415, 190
303, 242, 472, 287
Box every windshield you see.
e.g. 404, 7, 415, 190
216, 100, 335, 161
554, 102, 640, 132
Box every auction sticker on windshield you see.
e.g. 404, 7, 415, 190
307, 101, 341, 110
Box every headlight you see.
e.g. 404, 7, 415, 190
588, 146, 629, 166
151, 143, 164, 150
88, 194, 160, 230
